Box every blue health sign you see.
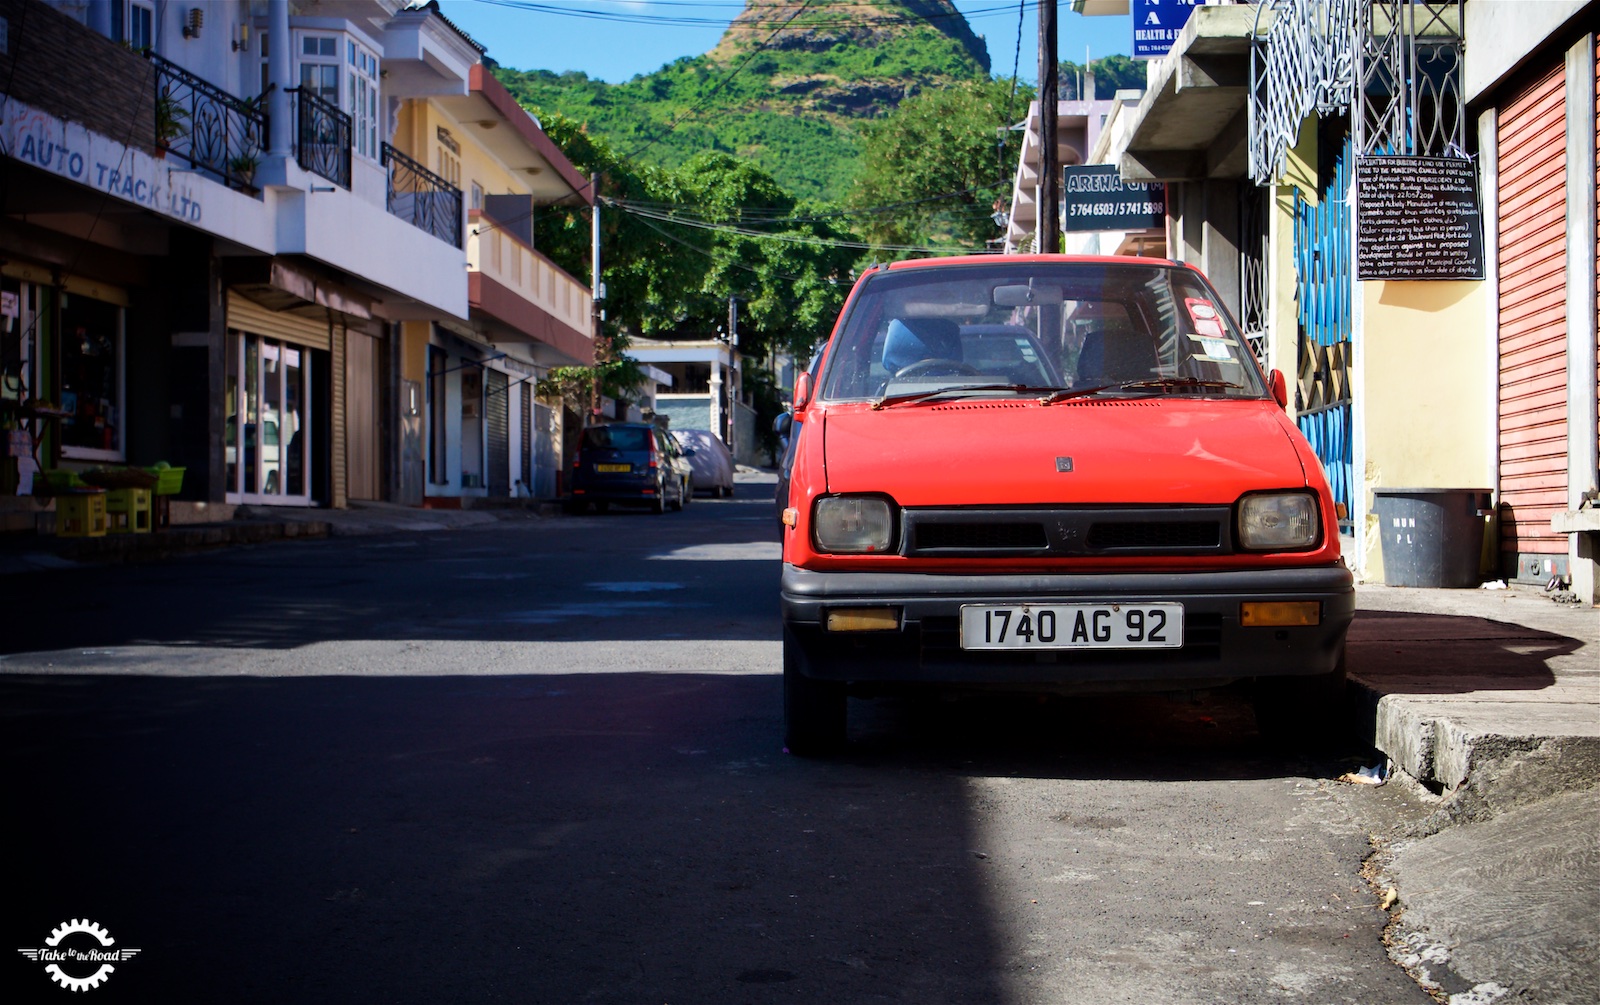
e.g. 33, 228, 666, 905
1133, 0, 1206, 61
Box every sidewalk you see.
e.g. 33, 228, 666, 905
0, 498, 556, 576
1349, 583, 1600, 819
1349, 583, 1599, 1004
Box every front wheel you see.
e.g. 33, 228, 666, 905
783, 625, 846, 756
1252, 649, 1348, 750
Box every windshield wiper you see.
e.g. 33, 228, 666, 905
1039, 384, 1114, 405
1118, 377, 1244, 393
870, 384, 1061, 410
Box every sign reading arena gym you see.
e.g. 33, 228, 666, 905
0, 98, 206, 223
1356, 156, 1485, 281
1060, 166, 1166, 233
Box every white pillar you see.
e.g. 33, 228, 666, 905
268, 0, 292, 157
709, 364, 723, 442
1564, 34, 1599, 603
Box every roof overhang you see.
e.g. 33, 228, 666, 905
433, 66, 592, 206
1116, 4, 1270, 183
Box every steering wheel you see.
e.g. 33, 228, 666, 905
894, 358, 982, 379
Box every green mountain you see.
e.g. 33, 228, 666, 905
493, 0, 992, 203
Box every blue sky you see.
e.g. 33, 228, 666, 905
441, 1, 1137, 84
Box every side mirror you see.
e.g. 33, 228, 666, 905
772, 412, 793, 437
1269, 369, 1288, 409
793, 372, 814, 413
683, 447, 697, 457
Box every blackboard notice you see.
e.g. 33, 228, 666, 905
1061, 165, 1166, 234
1356, 156, 1485, 281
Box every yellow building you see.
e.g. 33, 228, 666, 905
384, 6, 593, 505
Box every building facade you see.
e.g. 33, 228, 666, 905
0, 0, 592, 526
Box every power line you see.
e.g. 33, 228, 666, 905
612, 198, 974, 254
469, 0, 1045, 30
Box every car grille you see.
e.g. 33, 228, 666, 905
901, 507, 1233, 558
1085, 521, 1219, 550
914, 522, 1050, 551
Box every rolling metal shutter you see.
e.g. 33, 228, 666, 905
225, 292, 331, 351
1496, 62, 1569, 569
486, 369, 510, 496
345, 329, 380, 501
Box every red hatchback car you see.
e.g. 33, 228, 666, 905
778, 255, 1353, 754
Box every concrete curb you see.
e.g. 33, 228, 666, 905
1348, 584, 1600, 821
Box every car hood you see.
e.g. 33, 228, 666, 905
821, 397, 1308, 506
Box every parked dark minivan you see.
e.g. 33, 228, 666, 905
568, 422, 693, 513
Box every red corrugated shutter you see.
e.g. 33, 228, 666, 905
1497, 62, 1569, 566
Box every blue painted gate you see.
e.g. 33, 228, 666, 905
1293, 132, 1355, 531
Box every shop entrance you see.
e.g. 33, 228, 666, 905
226, 332, 312, 504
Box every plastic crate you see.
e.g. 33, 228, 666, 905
106, 487, 153, 534
145, 466, 185, 495
56, 491, 108, 537
38, 469, 86, 494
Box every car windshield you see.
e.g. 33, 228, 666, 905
583, 426, 652, 451
819, 262, 1268, 403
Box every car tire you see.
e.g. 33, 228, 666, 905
678, 478, 690, 509
1252, 648, 1348, 751
783, 625, 846, 756
651, 480, 666, 514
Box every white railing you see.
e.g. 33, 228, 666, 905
467, 218, 592, 339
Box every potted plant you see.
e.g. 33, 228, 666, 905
154, 91, 189, 155
228, 152, 259, 187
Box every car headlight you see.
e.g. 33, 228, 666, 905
1238, 492, 1319, 550
813, 496, 896, 554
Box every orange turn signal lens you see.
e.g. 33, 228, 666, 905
782, 507, 798, 527
1240, 601, 1321, 627
826, 608, 900, 632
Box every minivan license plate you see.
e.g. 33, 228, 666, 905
595, 463, 631, 473
959, 603, 1183, 650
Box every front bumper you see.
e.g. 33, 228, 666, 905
780, 563, 1354, 686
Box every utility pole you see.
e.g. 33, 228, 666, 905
1038, 0, 1060, 255
589, 173, 603, 418
726, 295, 738, 457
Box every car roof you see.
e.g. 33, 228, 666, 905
882, 253, 1184, 271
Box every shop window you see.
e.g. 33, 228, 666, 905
59, 293, 124, 461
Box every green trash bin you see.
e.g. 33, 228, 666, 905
1371, 488, 1492, 588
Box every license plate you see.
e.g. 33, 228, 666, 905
959, 603, 1183, 650
595, 463, 631, 473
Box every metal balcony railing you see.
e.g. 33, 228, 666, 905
147, 52, 267, 192
381, 143, 463, 248
288, 88, 351, 190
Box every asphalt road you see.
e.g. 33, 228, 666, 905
1, 482, 1433, 1004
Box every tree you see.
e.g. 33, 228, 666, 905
847, 77, 1032, 252
1058, 54, 1146, 100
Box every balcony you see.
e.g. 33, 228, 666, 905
148, 53, 267, 193
382, 143, 462, 248
289, 88, 351, 190
467, 209, 593, 365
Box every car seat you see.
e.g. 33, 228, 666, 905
1077, 324, 1160, 385
882, 317, 962, 374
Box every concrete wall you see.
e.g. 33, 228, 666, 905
1464, 0, 1592, 103
1358, 280, 1495, 580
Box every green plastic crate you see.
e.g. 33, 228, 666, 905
144, 466, 185, 495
